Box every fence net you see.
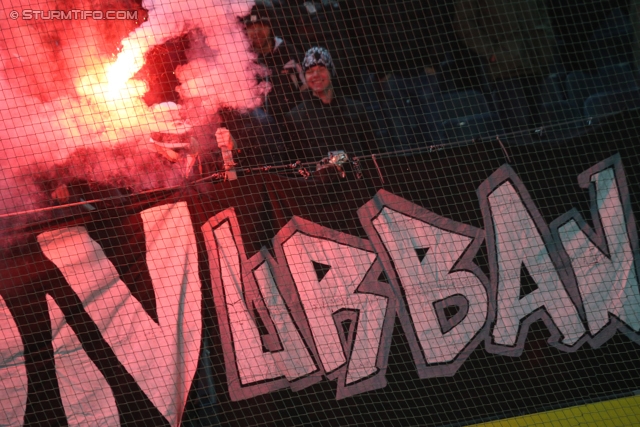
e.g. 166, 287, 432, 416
1, 1, 640, 426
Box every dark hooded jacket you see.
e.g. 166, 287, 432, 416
284, 88, 380, 164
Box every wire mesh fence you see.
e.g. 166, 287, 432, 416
1, 1, 640, 426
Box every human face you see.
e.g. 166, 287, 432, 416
305, 65, 332, 93
245, 23, 272, 52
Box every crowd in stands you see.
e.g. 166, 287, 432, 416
43, 2, 640, 239
216, 1, 640, 172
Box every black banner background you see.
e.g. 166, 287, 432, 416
2, 111, 640, 426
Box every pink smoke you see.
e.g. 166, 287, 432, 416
0, 0, 265, 247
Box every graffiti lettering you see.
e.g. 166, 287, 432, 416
2, 155, 639, 425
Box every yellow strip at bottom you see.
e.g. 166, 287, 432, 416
467, 395, 640, 427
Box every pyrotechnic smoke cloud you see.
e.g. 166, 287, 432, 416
0, 0, 265, 248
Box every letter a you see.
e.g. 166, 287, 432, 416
479, 166, 585, 351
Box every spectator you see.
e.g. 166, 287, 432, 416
242, 4, 306, 125
284, 47, 381, 165
284, 1, 360, 97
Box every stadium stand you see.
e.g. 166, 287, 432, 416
566, 62, 640, 124
430, 89, 504, 144
376, 73, 440, 150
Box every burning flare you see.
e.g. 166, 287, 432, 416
106, 49, 144, 97
0, 0, 265, 248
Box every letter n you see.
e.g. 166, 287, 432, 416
552, 154, 640, 346
38, 202, 201, 426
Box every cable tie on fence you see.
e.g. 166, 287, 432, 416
371, 154, 384, 184
351, 156, 363, 180
298, 168, 311, 179
496, 136, 511, 163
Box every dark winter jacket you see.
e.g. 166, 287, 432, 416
284, 90, 379, 163
259, 37, 305, 122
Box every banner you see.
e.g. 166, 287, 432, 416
2, 112, 640, 426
